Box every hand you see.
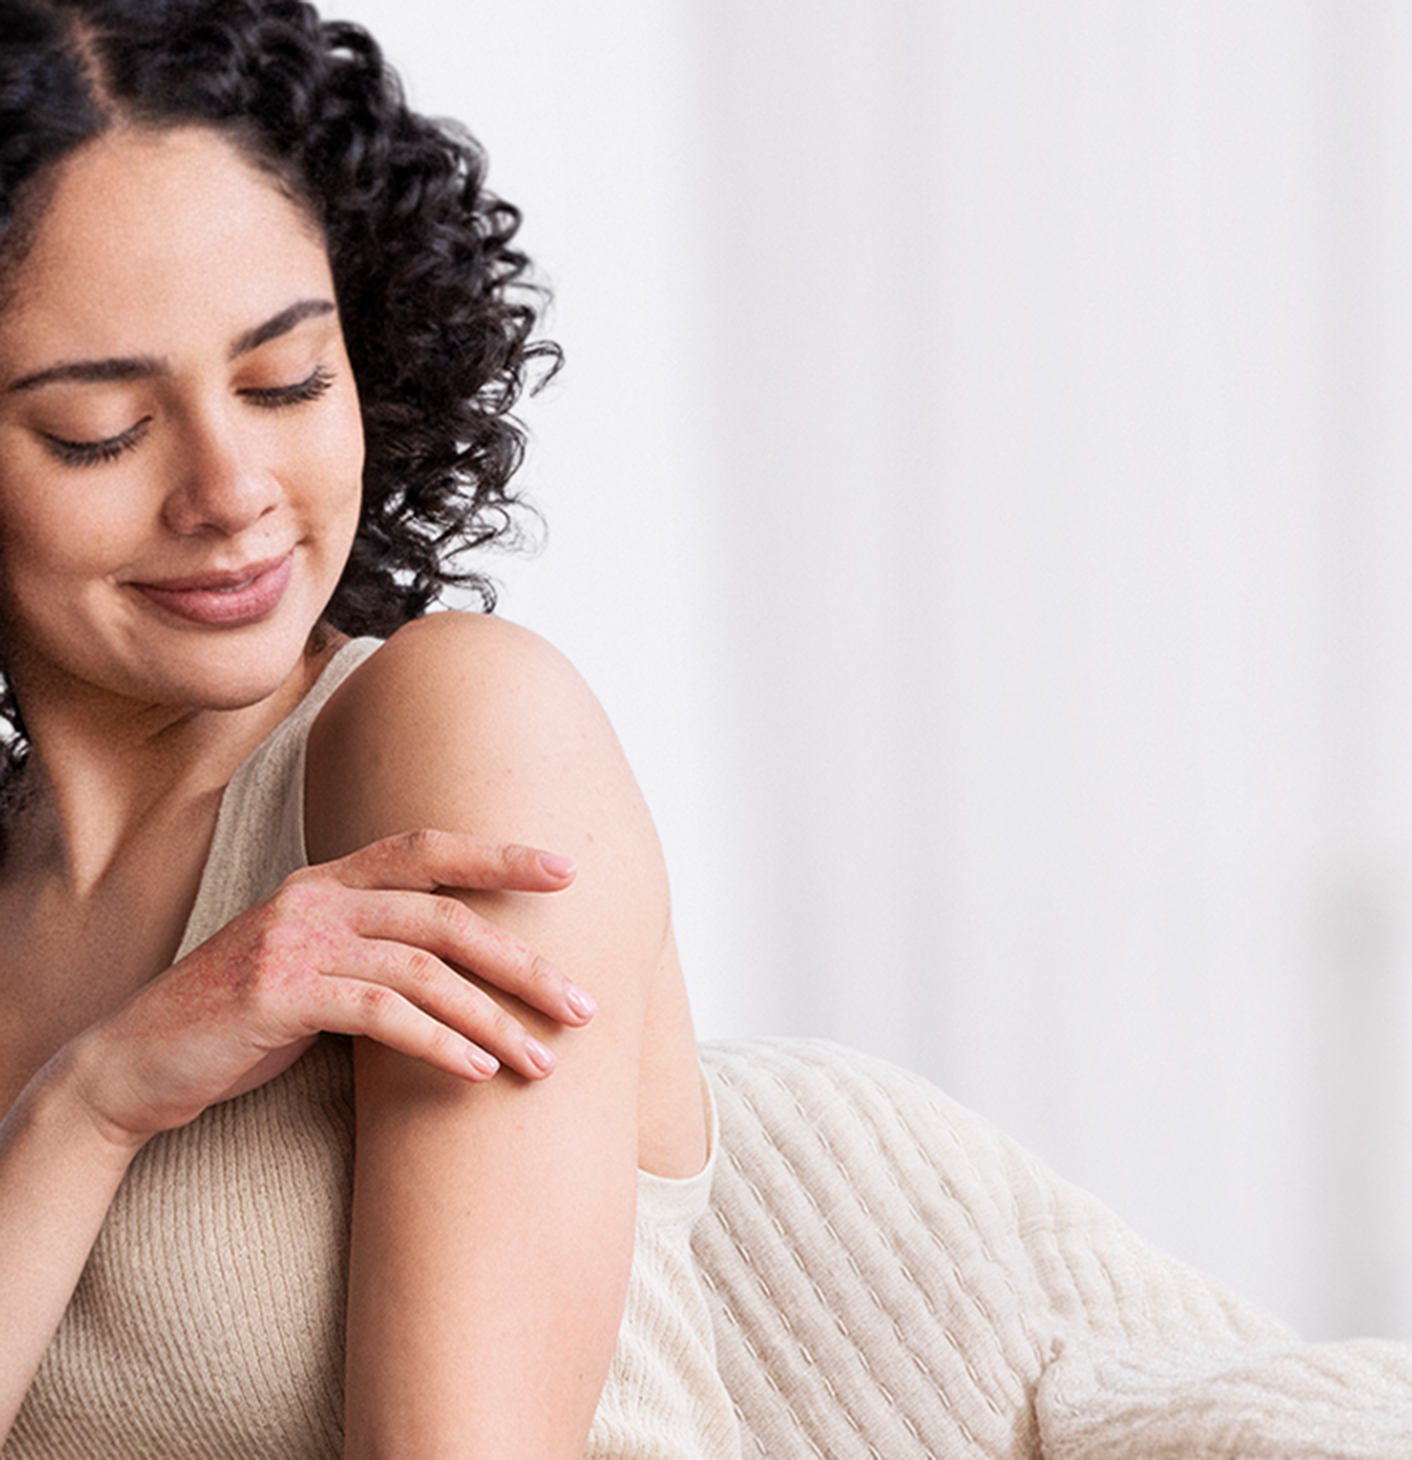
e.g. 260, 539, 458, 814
64, 830, 594, 1149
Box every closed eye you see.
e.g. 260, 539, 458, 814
37, 365, 335, 467
42, 419, 150, 468
243, 365, 336, 408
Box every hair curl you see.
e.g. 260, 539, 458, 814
0, 0, 558, 792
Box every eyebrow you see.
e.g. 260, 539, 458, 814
4, 297, 338, 394
228, 298, 336, 359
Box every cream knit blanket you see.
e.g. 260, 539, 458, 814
696, 1039, 1412, 1459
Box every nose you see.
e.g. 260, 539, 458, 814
161, 409, 281, 537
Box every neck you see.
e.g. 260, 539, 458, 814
2, 639, 340, 898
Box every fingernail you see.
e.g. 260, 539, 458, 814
525, 1037, 556, 1073
565, 985, 597, 1020
467, 1048, 499, 1077
539, 853, 577, 878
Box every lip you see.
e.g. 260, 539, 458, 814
130, 552, 294, 627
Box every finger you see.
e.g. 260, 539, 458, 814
345, 889, 596, 1027
313, 977, 506, 1081
328, 828, 577, 897
323, 938, 560, 1080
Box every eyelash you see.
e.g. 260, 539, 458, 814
42, 366, 338, 469
242, 365, 336, 409
44, 422, 150, 469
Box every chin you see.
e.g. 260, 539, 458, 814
112, 613, 322, 715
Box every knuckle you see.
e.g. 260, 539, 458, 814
357, 983, 395, 1018
270, 878, 322, 922
422, 1023, 454, 1060
266, 883, 303, 921
404, 948, 441, 990
519, 950, 555, 990
429, 894, 465, 935
484, 1002, 517, 1042
405, 827, 447, 861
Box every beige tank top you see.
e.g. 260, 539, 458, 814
7, 637, 740, 1460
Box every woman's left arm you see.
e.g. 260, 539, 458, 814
306, 613, 690, 1460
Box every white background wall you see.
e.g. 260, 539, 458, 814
330, 0, 1412, 1343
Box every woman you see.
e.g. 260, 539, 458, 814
0, 0, 739, 1455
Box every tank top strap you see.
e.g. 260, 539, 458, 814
176, 637, 383, 958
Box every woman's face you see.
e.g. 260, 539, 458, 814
0, 125, 364, 720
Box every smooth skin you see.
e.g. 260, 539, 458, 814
0, 125, 706, 1457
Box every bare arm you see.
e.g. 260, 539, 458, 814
306, 613, 693, 1460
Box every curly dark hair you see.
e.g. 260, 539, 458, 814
0, 0, 558, 792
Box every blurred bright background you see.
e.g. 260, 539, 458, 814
330, 0, 1412, 1343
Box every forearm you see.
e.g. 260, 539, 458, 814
0, 1050, 141, 1441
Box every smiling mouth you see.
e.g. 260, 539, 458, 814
131, 553, 295, 626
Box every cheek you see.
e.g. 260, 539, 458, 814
299, 381, 364, 521
0, 414, 154, 530
0, 466, 144, 584
0, 463, 159, 667
0, 521, 104, 672
324, 392, 366, 540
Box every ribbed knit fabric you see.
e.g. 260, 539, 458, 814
7, 638, 740, 1460
693, 1039, 1412, 1459
1037, 1338, 1412, 1458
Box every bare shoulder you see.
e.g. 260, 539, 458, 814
312, 611, 620, 773
305, 611, 668, 957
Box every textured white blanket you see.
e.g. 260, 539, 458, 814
1038, 1339, 1412, 1459
694, 1040, 1412, 1459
